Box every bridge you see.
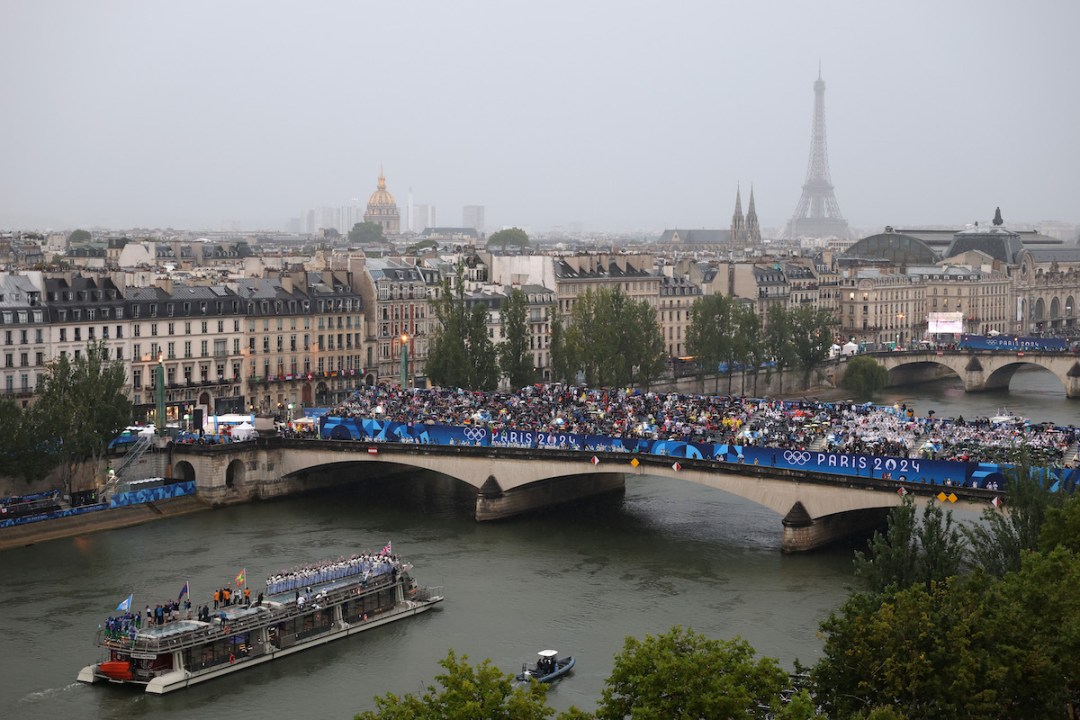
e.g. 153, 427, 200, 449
168, 438, 1002, 553
871, 349, 1080, 397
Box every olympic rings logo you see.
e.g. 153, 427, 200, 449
783, 450, 812, 466
463, 428, 487, 443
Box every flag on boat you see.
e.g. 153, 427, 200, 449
178, 581, 189, 602
380, 541, 392, 556
116, 593, 133, 612
235, 568, 246, 586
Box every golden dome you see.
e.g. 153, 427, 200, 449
367, 169, 396, 208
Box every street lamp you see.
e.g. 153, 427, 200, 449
400, 332, 410, 387
155, 354, 166, 435
287, 402, 294, 422
896, 312, 905, 348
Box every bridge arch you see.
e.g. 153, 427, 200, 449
983, 361, 1065, 393
174, 460, 196, 483
225, 459, 246, 488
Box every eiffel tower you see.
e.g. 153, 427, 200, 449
786, 68, 852, 240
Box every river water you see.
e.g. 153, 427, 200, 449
2, 369, 1075, 719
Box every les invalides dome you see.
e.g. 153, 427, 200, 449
364, 169, 400, 235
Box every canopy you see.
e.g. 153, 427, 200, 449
231, 422, 257, 441
841, 342, 859, 356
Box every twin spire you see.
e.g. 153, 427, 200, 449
731, 185, 761, 244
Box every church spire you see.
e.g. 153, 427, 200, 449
377, 165, 386, 190
731, 185, 747, 244
746, 185, 762, 244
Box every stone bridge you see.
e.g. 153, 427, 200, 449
872, 350, 1080, 397
169, 438, 1001, 553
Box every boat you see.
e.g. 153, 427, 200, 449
77, 552, 443, 694
989, 409, 1025, 425
515, 649, 575, 683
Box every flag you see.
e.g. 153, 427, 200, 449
116, 593, 133, 612
380, 541, 392, 556
992, 496, 1002, 508
235, 568, 245, 586
178, 581, 189, 602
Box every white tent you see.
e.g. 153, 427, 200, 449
138, 425, 156, 437
829, 343, 842, 358
841, 341, 859, 356
231, 422, 257, 441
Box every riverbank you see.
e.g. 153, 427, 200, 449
0, 495, 210, 552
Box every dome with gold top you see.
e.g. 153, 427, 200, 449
364, 168, 400, 235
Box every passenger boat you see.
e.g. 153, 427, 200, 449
990, 409, 1025, 425
77, 553, 443, 694
516, 649, 575, 683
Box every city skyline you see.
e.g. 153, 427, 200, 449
2, 1, 1079, 234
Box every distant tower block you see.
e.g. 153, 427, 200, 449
786, 69, 852, 240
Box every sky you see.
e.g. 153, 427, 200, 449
2, 0, 1078, 235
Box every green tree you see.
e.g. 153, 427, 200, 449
426, 266, 500, 389
622, 298, 667, 388
35, 341, 131, 494
841, 355, 890, 397
788, 305, 836, 388
499, 289, 534, 388
594, 626, 794, 720
548, 310, 574, 384
735, 304, 763, 396
0, 398, 57, 484
355, 649, 567, 720
853, 496, 965, 596
67, 228, 91, 244
966, 462, 1058, 577
487, 227, 529, 251
563, 287, 665, 388
686, 294, 733, 393
763, 304, 794, 395
466, 302, 500, 390
348, 221, 385, 244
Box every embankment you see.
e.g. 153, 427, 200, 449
0, 495, 210, 552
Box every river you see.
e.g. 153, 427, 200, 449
2, 369, 1075, 719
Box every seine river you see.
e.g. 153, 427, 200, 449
1, 369, 1075, 719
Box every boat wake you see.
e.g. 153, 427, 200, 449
20, 682, 82, 704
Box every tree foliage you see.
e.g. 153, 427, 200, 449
487, 227, 529, 251
348, 221, 385, 244
594, 626, 796, 720
966, 462, 1058, 577
354, 649, 565, 720
426, 267, 499, 390
498, 288, 534, 388
67, 228, 91, 244
34, 341, 130, 493
854, 496, 966, 596
816, 550, 1080, 719
560, 287, 666, 388
0, 399, 57, 484
787, 305, 836, 387
841, 355, 890, 397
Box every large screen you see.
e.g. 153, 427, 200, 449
927, 312, 963, 334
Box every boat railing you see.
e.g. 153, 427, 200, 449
98, 575, 407, 655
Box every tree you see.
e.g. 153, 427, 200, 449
763, 304, 794, 395
426, 265, 500, 390
686, 295, 729, 393
594, 626, 795, 720
0, 398, 57, 484
348, 221, 385, 244
841, 355, 890, 397
853, 496, 965, 596
787, 305, 836, 388
487, 227, 529, 252
354, 649, 567, 720
499, 289, 534, 389
966, 461, 1058, 577
67, 228, 91, 244
735, 304, 763, 396
562, 287, 665, 388
35, 341, 131, 495
548, 311, 574, 384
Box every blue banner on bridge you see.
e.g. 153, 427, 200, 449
109, 481, 197, 508
318, 415, 1080, 492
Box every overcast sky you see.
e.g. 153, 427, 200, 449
2, 1, 1078, 234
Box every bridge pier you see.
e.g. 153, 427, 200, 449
780, 502, 890, 553
475, 472, 625, 521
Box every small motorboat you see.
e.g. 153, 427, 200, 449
989, 409, 1025, 425
516, 649, 575, 683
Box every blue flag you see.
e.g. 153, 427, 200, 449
178, 581, 189, 602
116, 593, 133, 612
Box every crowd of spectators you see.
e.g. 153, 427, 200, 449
323, 385, 1080, 468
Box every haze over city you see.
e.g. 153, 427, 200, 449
2, 0, 1078, 234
